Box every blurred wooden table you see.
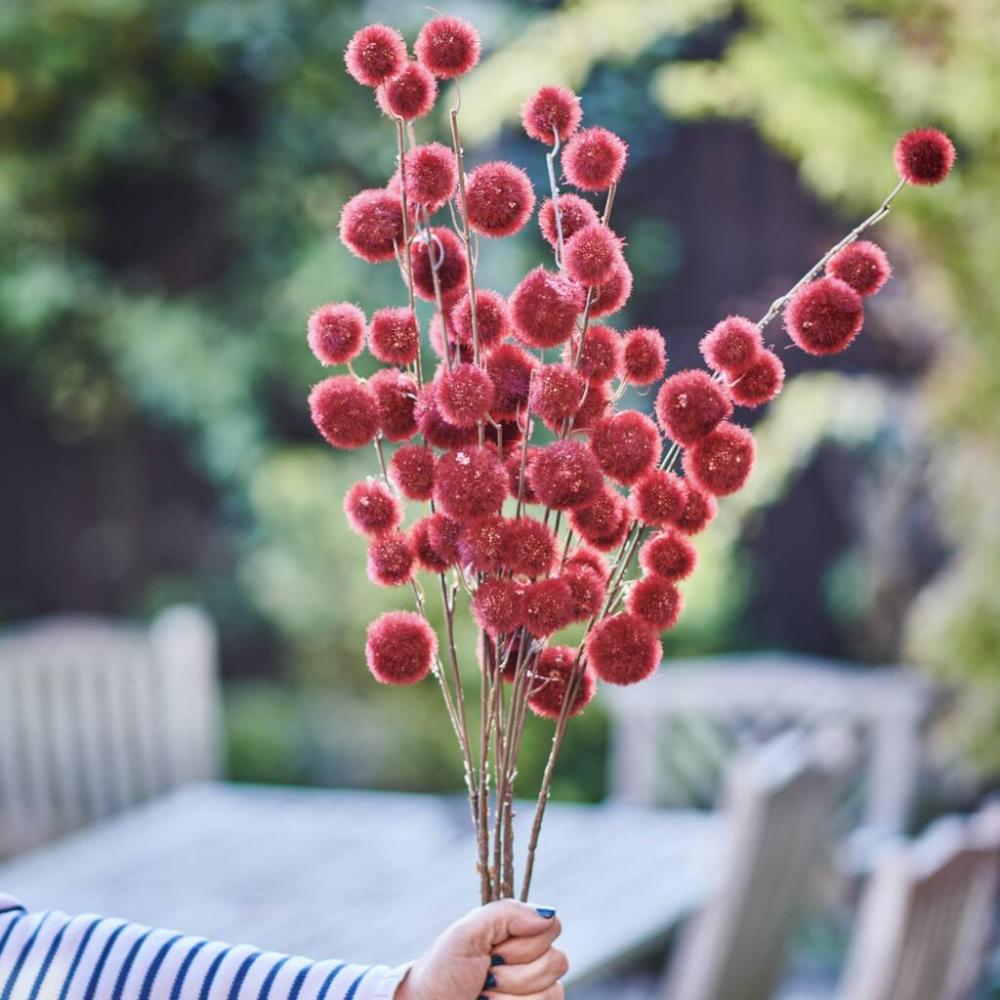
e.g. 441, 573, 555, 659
0, 782, 723, 987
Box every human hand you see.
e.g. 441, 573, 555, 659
395, 900, 567, 1000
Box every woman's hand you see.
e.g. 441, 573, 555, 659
395, 900, 567, 1000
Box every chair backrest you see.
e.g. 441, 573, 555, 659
605, 653, 935, 839
661, 730, 851, 1000
837, 802, 1000, 1000
0, 605, 222, 858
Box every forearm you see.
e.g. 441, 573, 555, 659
0, 897, 409, 1000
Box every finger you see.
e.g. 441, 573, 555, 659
489, 922, 562, 966
483, 985, 564, 1000
454, 900, 561, 953
486, 947, 568, 995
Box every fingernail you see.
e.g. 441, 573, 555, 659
484, 972, 497, 989
535, 906, 557, 918
490, 954, 506, 966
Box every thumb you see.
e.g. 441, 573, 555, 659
455, 900, 560, 952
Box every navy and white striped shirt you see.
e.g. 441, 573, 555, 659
0, 896, 408, 1000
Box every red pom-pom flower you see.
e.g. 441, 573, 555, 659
784, 276, 864, 356
826, 241, 892, 297
412, 226, 469, 302
590, 411, 661, 486
683, 422, 756, 497
893, 128, 956, 186
403, 142, 458, 211
528, 363, 586, 427
628, 575, 683, 631
563, 223, 624, 287
368, 307, 418, 365
465, 161, 536, 238
340, 189, 408, 263
367, 532, 416, 586
674, 483, 717, 535
523, 578, 574, 637
415, 16, 481, 79
510, 267, 585, 349
521, 86, 582, 145
486, 343, 537, 419
369, 368, 418, 442
586, 612, 661, 685
473, 578, 525, 636
589, 260, 632, 317
309, 376, 379, 450
538, 194, 600, 248
562, 127, 628, 192
307, 302, 365, 366
622, 327, 666, 385
433, 446, 507, 523
699, 316, 762, 376
527, 440, 603, 510
389, 444, 435, 501
413, 383, 477, 450
655, 369, 733, 446
568, 487, 629, 552
345, 24, 407, 88
366, 611, 437, 685
379, 61, 437, 120
505, 516, 557, 578
729, 349, 785, 408
451, 289, 510, 350
436, 363, 495, 427
568, 324, 623, 383
528, 647, 596, 720
630, 469, 685, 527
344, 479, 402, 537
639, 531, 698, 582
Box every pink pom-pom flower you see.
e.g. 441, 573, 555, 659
589, 260, 633, 317
572, 379, 611, 430
379, 61, 437, 120
339, 188, 408, 263
505, 516, 557, 578
893, 128, 956, 186
506, 448, 539, 504
344, 24, 407, 88
403, 142, 458, 211
628, 575, 683, 631
309, 376, 379, 450
563, 223, 624, 287
528, 647, 595, 720
521, 86, 583, 145
825, 240, 892, 297
538, 194, 600, 248
655, 369, 733, 446
435, 362, 495, 427
729, 349, 785, 408
568, 487, 629, 552
307, 302, 365, 366
674, 483, 717, 536
368, 307, 419, 365
472, 578, 526, 636
590, 411, 661, 486
562, 127, 628, 192
683, 422, 756, 497
565, 545, 610, 582
699, 316, 762, 376
344, 479, 402, 538
630, 469, 685, 527
586, 612, 661, 685
369, 367, 418, 442
415, 16, 481, 79
639, 530, 698, 582
465, 161, 536, 238
622, 327, 667, 385
389, 444, 435, 500
458, 516, 507, 573
510, 268, 585, 349
784, 276, 864, 356
567, 324, 623, 383
527, 440, 603, 510
413, 383, 478, 450
528, 363, 586, 427
486, 342, 538, 419
367, 532, 416, 587
562, 565, 606, 621
451, 289, 511, 351
524, 578, 574, 637
366, 610, 437, 685
412, 226, 469, 303
433, 446, 507, 523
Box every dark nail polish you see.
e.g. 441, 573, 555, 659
490, 954, 506, 966
535, 906, 557, 918
484, 972, 497, 989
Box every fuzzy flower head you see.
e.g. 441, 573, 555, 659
565, 545, 610, 583
683, 422, 756, 497
622, 327, 666, 386
389, 444, 435, 501
528, 647, 596, 720
465, 161, 536, 238
410, 520, 450, 574
428, 313, 473, 365
339, 188, 408, 263
451, 289, 510, 351
639, 530, 698, 582
568, 324, 623, 383
505, 516, 557, 578
345, 24, 407, 88
309, 376, 379, 450
415, 16, 481, 79
894, 128, 956, 186
628, 575, 683, 631
572, 378, 611, 430
413, 383, 478, 449
378, 61, 437, 120
562, 127, 628, 192
528, 363, 586, 427
568, 487, 629, 552
675, 483, 717, 536
586, 612, 661, 685
435, 363, 495, 427
590, 411, 662, 486
524, 578, 574, 637
412, 226, 469, 302
527, 440, 603, 510
307, 302, 365, 367
538, 194, 600, 249
563, 223, 624, 287
458, 516, 507, 573
655, 369, 733, 446
630, 469, 685, 528
784, 276, 864, 356
729, 349, 785, 408
826, 241, 892, 297
366, 611, 436, 685
368, 307, 418, 365
367, 532, 415, 587
699, 316, 762, 376
403, 142, 458, 211
344, 479, 402, 538
486, 342, 537, 419
472, 578, 525, 636
510, 267, 585, 349
433, 446, 507, 523
589, 260, 633, 317
562, 565, 606, 621
522, 86, 583, 145
369, 367, 418, 442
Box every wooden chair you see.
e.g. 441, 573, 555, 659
0, 605, 222, 858
836, 801, 1000, 1000
659, 729, 852, 1000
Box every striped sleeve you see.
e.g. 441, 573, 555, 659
0, 897, 409, 1000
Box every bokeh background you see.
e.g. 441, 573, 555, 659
2, 0, 998, 807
